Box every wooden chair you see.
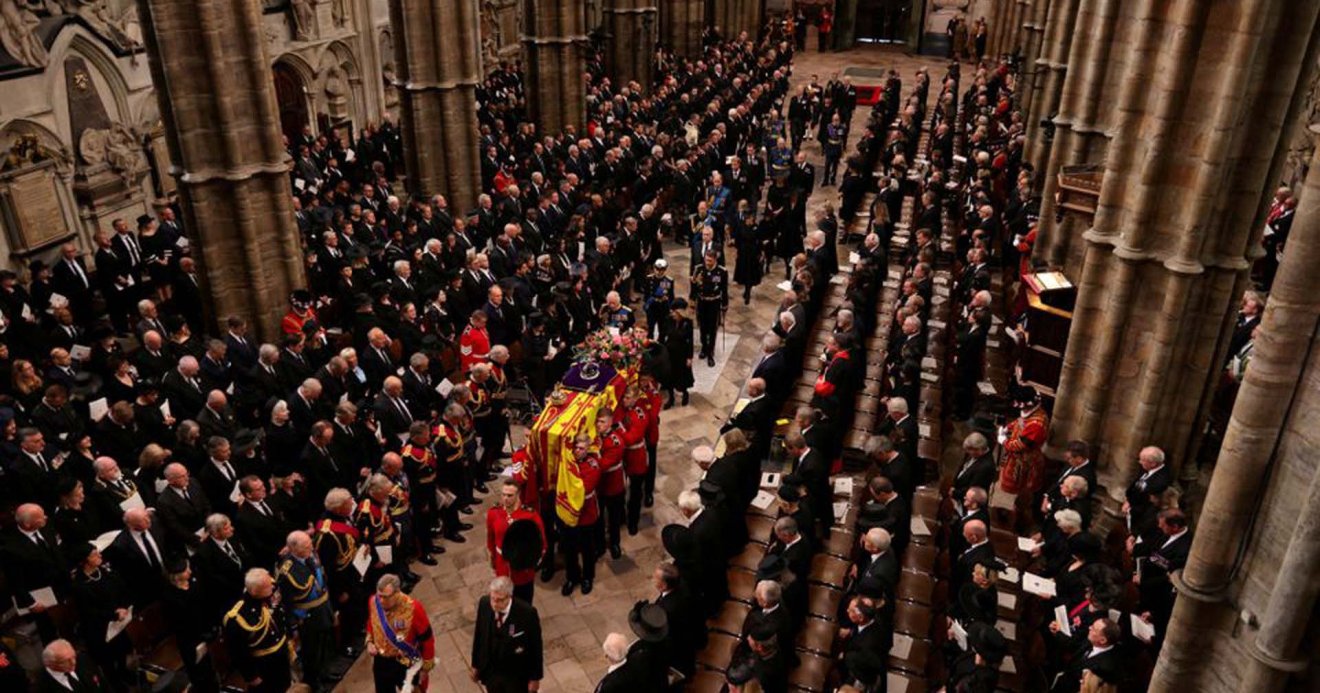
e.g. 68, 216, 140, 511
786, 651, 833, 693
794, 615, 839, 657
695, 632, 741, 673
808, 554, 851, 590
687, 669, 730, 692
806, 585, 843, 621
746, 514, 775, 545
709, 601, 751, 637
888, 632, 932, 677
731, 544, 767, 572
901, 543, 939, 575
893, 601, 933, 638
886, 671, 930, 693
895, 571, 935, 606
823, 528, 856, 560
728, 568, 758, 604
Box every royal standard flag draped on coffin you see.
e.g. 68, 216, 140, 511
529, 359, 634, 526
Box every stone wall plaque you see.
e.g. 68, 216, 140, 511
0, 161, 71, 252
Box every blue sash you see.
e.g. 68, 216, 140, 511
374, 596, 421, 661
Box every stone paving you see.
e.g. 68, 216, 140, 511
335, 42, 948, 692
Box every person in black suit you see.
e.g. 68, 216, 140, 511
1225, 291, 1263, 365
751, 334, 790, 402
171, 257, 206, 332
784, 432, 832, 534
878, 397, 920, 467
864, 434, 915, 501
300, 421, 352, 503
951, 432, 997, 506
93, 230, 134, 334
767, 516, 814, 585
51, 243, 94, 324
1132, 508, 1191, 635
1050, 618, 1123, 693
952, 519, 994, 597
197, 391, 239, 442
471, 576, 544, 693
678, 489, 728, 615
1042, 440, 1097, 518
949, 486, 990, 558
104, 508, 170, 608
373, 376, 415, 451
650, 562, 702, 676
1123, 446, 1172, 539
360, 328, 397, 387
596, 632, 648, 692
194, 513, 253, 625
10, 427, 63, 511
224, 317, 259, 371
2, 504, 69, 640
233, 476, 288, 569
835, 597, 891, 691
36, 639, 108, 693
161, 356, 208, 419
198, 437, 244, 516
286, 379, 323, 437
851, 528, 899, 598
720, 378, 775, 457
155, 463, 212, 552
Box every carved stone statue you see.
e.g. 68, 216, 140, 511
0, 0, 49, 68
1, 133, 66, 173
331, 0, 348, 27
49, 0, 139, 50
79, 122, 148, 185
290, 0, 316, 41
323, 63, 349, 121
381, 60, 399, 110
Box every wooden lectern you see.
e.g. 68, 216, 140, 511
1019, 272, 1076, 400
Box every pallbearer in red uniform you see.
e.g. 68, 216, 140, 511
619, 386, 651, 535
560, 433, 601, 597
594, 409, 627, 559
999, 385, 1050, 498
508, 447, 540, 510
640, 374, 663, 508
486, 479, 546, 603
458, 310, 490, 374
366, 573, 436, 691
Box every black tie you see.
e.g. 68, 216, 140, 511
223, 542, 239, 564
33, 453, 48, 473
34, 533, 49, 550
141, 532, 161, 569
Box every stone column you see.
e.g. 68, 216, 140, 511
1151, 125, 1320, 691
660, 0, 703, 56
1045, 0, 1320, 490
523, 0, 588, 135
714, 0, 756, 40
1033, 0, 1121, 274
1022, 0, 1080, 181
134, 0, 305, 340
605, 0, 659, 92
389, 0, 482, 216
1016, 0, 1052, 119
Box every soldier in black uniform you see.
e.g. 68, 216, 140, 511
314, 488, 366, 654
822, 114, 846, 186
222, 568, 292, 693
276, 530, 335, 691
643, 259, 675, 339
692, 250, 729, 366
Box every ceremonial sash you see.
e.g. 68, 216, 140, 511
372, 596, 421, 663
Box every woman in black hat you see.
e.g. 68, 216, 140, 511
52, 478, 97, 549
1057, 532, 1106, 608
731, 199, 764, 305
946, 622, 1006, 693
161, 559, 220, 693
69, 543, 134, 690
660, 298, 694, 407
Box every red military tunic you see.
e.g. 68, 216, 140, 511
597, 426, 626, 497
486, 505, 546, 585
367, 593, 436, 687
508, 448, 540, 510
998, 406, 1050, 494
459, 324, 490, 373
577, 452, 603, 526
619, 406, 649, 476
643, 389, 662, 446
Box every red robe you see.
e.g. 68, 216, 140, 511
282, 308, 317, 337
486, 505, 546, 585
998, 407, 1050, 494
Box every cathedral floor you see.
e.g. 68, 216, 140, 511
336, 42, 942, 692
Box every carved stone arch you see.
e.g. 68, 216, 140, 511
319, 40, 363, 128
272, 53, 317, 143
56, 32, 134, 127
0, 120, 73, 174
379, 30, 399, 113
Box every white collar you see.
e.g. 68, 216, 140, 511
1140, 464, 1165, 479
606, 658, 628, 674
1161, 528, 1188, 549
1088, 644, 1113, 657
688, 507, 704, 524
